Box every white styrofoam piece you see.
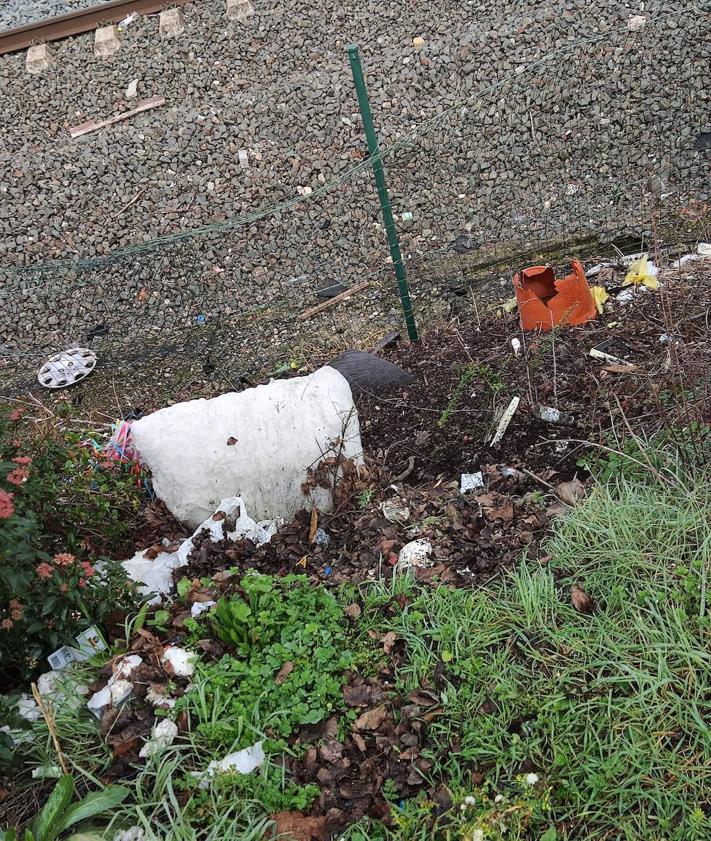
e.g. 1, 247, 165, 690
87, 686, 112, 718
130, 367, 363, 528
139, 719, 178, 758
36, 670, 88, 705
114, 655, 143, 680
109, 680, 133, 706
162, 646, 195, 677
196, 741, 265, 786
397, 539, 434, 571
122, 496, 274, 601
191, 600, 216, 617
16, 694, 41, 722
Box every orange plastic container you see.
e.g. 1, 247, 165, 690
513, 259, 597, 332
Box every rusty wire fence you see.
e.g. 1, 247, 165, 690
0, 7, 709, 411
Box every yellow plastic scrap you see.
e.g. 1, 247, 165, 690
623, 255, 659, 290
591, 285, 610, 314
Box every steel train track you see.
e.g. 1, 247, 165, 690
0, 0, 191, 56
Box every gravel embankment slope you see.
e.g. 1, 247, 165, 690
0, 0, 708, 376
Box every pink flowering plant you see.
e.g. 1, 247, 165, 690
1, 405, 141, 685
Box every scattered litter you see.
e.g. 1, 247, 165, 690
460, 472, 484, 493
114, 828, 145, 841
537, 405, 574, 425
162, 646, 195, 677
110, 680, 134, 706
328, 349, 415, 397
313, 527, 330, 549
514, 260, 596, 331
489, 396, 521, 447
146, 686, 177, 709
300, 281, 370, 320
195, 314, 206, 325
37, 347, 97, 389
616, 284, 652, 304
659, 333, 679, 347
125, 79, 139, 99
397, 539, 434, 570
401, 211, 413, 222
589, 347, 633, 366
122, 497, 277, 600
196, 742, 265, 786
69, 95, 166, 139
31, 765, 62, 779
191, 600, 216, 617
672, 254, 697, 269
118, 12, 139, 31
114, 655, 142, 679
498, 465, 525, 481
510, 337, 521, 356
238, 149, 250, 169
380, 499, 411, 523
36, 670, 88, 706
17, 694, 41, 722
623, 255, 658, 290
412, 36, 425, 48
139, 719, 178, 758
502, 296, 518, 314
591, 285, 609, 314
672, 243, 711, 267
316, 282, 349, 299
296, 185, 313, 196
47, 625, 107, 670
87, 685, 112, 718
585, 261, 615, 278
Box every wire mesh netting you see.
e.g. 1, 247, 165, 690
0, 5, 708, 410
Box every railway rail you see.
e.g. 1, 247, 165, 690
0, 0, 191, 56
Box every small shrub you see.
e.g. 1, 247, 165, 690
0, 406, 142, 684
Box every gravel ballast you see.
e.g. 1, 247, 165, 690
0, 0, 708, 394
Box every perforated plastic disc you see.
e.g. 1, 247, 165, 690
37, 347, 97, 389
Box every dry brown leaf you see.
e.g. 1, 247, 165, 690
226, 436, 238, 445
354, 705, 388, 731
352, 732, 367, 751
344, 603, 362, 621
571, 583, 595, 614
275, 661, 295, 685
270, 811, 327, 841
382, 631, 397, 654
556, 478, 586, 506
488, 503, 514, 522
308, 507, 318, 545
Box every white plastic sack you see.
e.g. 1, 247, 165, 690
130, 367, 362, 528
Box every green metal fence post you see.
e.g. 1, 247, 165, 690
346, 43, 418, 342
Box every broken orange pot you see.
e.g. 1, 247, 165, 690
513, 259, 597, 332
